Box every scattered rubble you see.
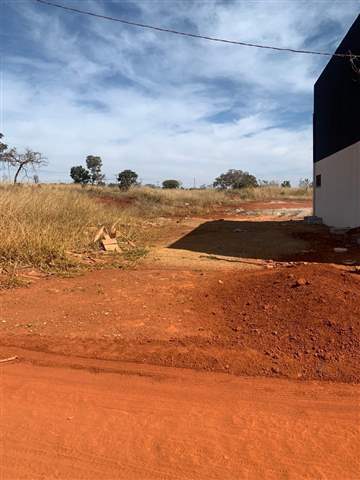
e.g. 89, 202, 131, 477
334, 247, 348, 253
93, 225, 136, 252
101, 236, 120, 252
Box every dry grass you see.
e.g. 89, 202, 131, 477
223, 185, 311, 201
0, 183, 311, 284
89, 185, 312, 217
0, 184, 137, 276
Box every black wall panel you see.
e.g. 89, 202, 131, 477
314, 15, 360, 163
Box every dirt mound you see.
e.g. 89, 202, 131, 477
196, 264, 360, 381
1, 264, 359, 382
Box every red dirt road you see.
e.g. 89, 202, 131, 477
1, 264, 360, 382
2, 357, 359, 480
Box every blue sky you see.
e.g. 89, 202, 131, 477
1, 0, 359, 186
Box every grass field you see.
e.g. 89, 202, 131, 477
89, 184, 311, 216
0, 183, 311, 285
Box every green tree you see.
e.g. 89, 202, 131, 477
117, 170, 138, 190
70, 166, 91, 184
162, 179, 180, 189
281, 180, 291, 188
213, 169, 258, 189
86, 155, 105, 185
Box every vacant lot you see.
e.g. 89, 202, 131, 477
0, 184, 310, 281
1, 187, 359, 479
1, 200, 360, 383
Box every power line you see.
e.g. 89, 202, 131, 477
35, 0, 359, 59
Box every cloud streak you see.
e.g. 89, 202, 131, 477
2, 0, 359, 185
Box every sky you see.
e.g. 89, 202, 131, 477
1, 0, 359, 186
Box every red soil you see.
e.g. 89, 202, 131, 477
1, 263, 359, 382
2, 204, 360, 479
95, 194, 135, 207
2, 358, 359, 480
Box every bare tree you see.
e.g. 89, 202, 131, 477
0, 133, 7, 154
299, 178, 312, 189
2, 148, 47, 184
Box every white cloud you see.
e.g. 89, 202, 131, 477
2, 0, 359, 185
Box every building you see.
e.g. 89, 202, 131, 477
313, 15, 360, 228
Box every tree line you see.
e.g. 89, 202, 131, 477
70, 156, 184, 190
0, 134, 312, 189
70, 157, 312, 191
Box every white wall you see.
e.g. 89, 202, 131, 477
314, 141, 360, 228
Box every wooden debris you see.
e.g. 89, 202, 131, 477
94, 226, 106, 243
0, 355, 18, 364
101, 234, 121, 252
110, 220, 119, 238
94, 223, 136, 251
116, 232, 136, 248
93, 225, 120, 251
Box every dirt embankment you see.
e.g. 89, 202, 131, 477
1, 263, 359, 383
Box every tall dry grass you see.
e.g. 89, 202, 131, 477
89, 185, 312, 217
0, 184, 134, 274
0, 183, 311, 282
